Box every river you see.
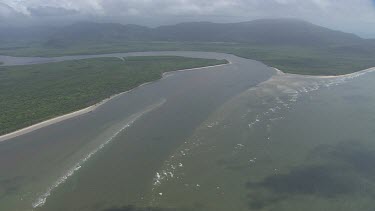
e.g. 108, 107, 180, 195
0, 52, 375, 211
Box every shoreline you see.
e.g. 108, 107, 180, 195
0, 62, 231, 143
2, 53, 373, 143
273, 66, 375, 79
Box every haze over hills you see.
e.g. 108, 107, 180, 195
153, 19, 364, 45
2, 18, 375, 76
45, 23, 152, 47
41, 19, 366, 47
0, 26, 57, 43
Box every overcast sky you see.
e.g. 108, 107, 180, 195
1, 0, 375, 37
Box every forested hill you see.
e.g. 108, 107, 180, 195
42, 19, 366, 47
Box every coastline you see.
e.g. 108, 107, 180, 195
316, 66, 375, 78
2, 54, 373, 143
273, 66, 375, 79
0, 62, 231, 143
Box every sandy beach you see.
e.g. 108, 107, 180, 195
1, 59, 372, 143
0, 99, 104, 142
0, 62, 231, 143
275, 66, 375, 79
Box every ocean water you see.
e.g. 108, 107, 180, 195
150, 69, 375, 211
1, 52, 375, 211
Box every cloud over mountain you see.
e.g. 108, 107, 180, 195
1, 0, 375, 37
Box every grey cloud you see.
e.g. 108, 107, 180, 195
1, 0, 375, 37
28, 6, 79, 17
0, 2, 24, 18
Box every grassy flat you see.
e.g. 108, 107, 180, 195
0, 56, 227, 135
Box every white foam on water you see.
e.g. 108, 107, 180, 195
244, 70, 375, 136
206, 121, 219, 128
32, 99, 166, 209
151, 68, 375, 202
149, 68, 375, 205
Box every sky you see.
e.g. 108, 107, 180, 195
1, 0, 375, 38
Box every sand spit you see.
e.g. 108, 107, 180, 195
274, 67, 375, 79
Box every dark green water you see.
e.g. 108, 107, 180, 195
1, 52, 375, 211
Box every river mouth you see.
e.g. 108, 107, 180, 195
1, 52, 375, 211
150, 69, 375, 211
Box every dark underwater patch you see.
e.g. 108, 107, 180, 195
246, 165, 356, 197
245, 139, 375, 209
103, 205, 177, 211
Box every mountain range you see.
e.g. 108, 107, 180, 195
1, 19, 369, 48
